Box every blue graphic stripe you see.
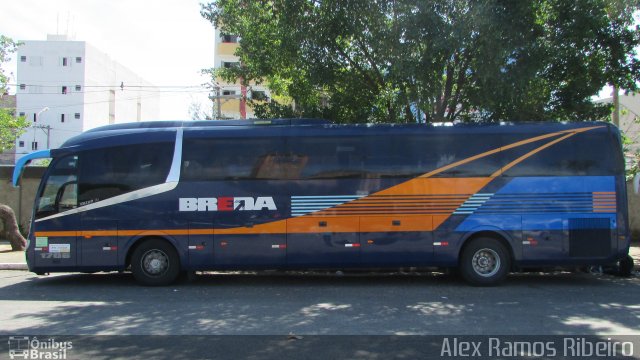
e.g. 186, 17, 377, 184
453, 193, 494, 215
456, 214, 616, 231
496, 176, 615, 193
454, 190, 615, 215
291, 195, 365, 216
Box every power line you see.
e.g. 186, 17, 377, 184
7, 82, 207, 89
16, 91, 199, 112
14, 89, 210, 95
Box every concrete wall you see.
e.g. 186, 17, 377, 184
1, 166, 639, 240
0, 166, 46, 233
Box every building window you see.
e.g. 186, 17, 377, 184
19, 112, 25, 117
75, 113, 81, 119
221, 34, 239, 43
62, 86, 68, 94
75, 85, 82, 91
62, 57, 68, 66
222, 90, 236, 96
32, 142, 38, 151
251, 91, 267, 101
19, 84, 26, 90
29, 56, 43, 66
223, 61, 240, 69
18, 141, 24, 147
61, 114, 65, 123
20, 56, 26, 62
75, 57, 82, 63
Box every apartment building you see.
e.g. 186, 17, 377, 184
14, 34, 159, 162
213, 29, 269, 119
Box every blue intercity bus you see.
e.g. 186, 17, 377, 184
12, 119, 634, 285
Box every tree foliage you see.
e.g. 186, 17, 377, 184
202, 0, 640, 123
0, 35, 20, 93
0, 110, 28, 152
0, 35, 28, 152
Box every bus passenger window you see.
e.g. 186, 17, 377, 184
502, 132, 621, 177
78, 142, 173, 204
181, 137, 287, 180
288, 136, 365, 179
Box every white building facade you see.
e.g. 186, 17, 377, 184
14, 34, 159, 162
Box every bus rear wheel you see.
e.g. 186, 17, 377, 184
617, 255, 635, 277
131, 238, 181, 286
460, 237, 511, 286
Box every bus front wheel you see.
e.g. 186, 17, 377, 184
131, 238, 181, 286
459, 237, 511, 286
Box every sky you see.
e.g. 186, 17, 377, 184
1, 0, 216, 120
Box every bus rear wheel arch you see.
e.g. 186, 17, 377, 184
459, 235, 512, 286
129, 237, 181, 286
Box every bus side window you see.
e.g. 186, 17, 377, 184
502, 132, 620, 177
434, 134, 503, 177
181, 137, 287, 181
78, 142, 173, 204
288, 136, 365, 179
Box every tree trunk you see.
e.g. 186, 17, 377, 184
0, 204, 26, 251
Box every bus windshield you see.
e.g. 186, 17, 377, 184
35, 155, 78, 220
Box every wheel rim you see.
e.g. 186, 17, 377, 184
141, 249, 170, 277
471, 248, 501, 277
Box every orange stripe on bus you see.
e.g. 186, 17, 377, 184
34, 231, 78, 237
360, 216, 433, 232
492, 133, 577, 177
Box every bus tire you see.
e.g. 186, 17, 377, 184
460, 237, 510, 286
131, 238, 181, 286
617, 255, 634, 277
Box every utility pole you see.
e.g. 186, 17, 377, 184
216, 86, 222, 120
33, 107, 49, 150
33, 124, 51, 149
207, 83, 223, 120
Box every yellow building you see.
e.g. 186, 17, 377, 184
213, 30, 270, 119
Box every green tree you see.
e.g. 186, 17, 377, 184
201, 0, 640, 123
0, 35, 28, 152
0, 35, 28, 250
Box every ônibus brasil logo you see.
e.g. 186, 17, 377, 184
179, 196, 277, 212
8, 336, 73, 359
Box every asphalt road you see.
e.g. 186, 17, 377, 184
0, 269, 638, 336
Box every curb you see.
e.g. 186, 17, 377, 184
0, 263, 28, 270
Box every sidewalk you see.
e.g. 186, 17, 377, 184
0, 241, 638, 272
0, 242, 27, 270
